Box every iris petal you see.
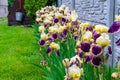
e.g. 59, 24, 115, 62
56, 50, 60, 56
108, 46, 112, 55
108, 21, 120, 33
81, 42, 90, 52
52, 33, 58, 39
93, 32, 101, 42
92, 45, 102, 56
46, 47, 52, 54
116, 38, 120, 46
86, 26, 93, 31
85, 55, 92, 63
39, 40, 45, 46
92, 57, 101, 66
54, 18, 59, 23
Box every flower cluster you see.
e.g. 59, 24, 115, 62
36, 5, 80, 56
109, 15, 120, 46
75, 23, 111, 66
63, 55, 83, 80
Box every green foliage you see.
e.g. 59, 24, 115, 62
24, 0, 47, 23
47, 0, 58, 6
33, 24, 76, 80
8, 0, 14, 11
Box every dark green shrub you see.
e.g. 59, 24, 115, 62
8, 0, 14, 11
24, 0, 47, 23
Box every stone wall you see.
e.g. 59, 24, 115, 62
58, 0, 120, 67
113, 0, 120, 67
75, 0, 107, 25
61, 0, 73, 9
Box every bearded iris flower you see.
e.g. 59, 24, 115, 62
82, 31, 93, 42
39, 40, 45, 46
92, 45, 102, 56
81, 42, 90, 52
96, 33, 111, 47
46, 47, 52, 54
92, 57, 102, 66
54, 18, 59, 23
85, 55, 92, 63
52, 33, 58, 39
95, 25, 108, 33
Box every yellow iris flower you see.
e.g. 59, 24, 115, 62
39, 26, 45, 32
41, 32, 48, 40
50, 42, 60, 50
68, 65, 83, 78
116, 15, 120, 21
82, 31, 92, 42
96, 33, 111, 47
95, 25, 108, 33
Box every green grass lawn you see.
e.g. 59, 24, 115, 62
0, 21, 43, 80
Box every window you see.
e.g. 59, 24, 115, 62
4, 8, 6, 13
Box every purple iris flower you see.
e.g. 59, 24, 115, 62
78, 52, 83, 58
116, 38, 120, 46
74, 36, 78, 40
48, 37, 53, 42
54, 18, 59, 23
66, 19, 69, 23
62, 29, 67, 36
52, 33, 58, 39
107, 46, 112, 55
86, 26, 93, 31
39, 40, 45, 46
93, 32, 101, 42
81, 42, 90, 52
108, 21, 120, 33
46, 47, 52, 54
85, 55, 92, 63
92, 57, 101, 66
56, 50, 60, 56
74, 21, 78, 25
61, 18, 66, 22
92, 45, 102, 56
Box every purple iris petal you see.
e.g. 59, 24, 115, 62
116, 38, 120, 46
54, 18, 59, 23
85, 55, 92, 63
108, 21, 120, 33
70, 62, 73, 67
81, 42, 90, 52
78, 52, 83, 58
92, 57, 101, 66
74, 21, 78, 25
93, 32, 101, 42
46, 47, 52, 54
56, 50, 60, 56
108, 46, 112, 55
66, 19, 69, 23
48, 37, 53, 42
86, 26, 93, 31
74, 36, 78, 40
92, 45, 102, 56
52, 33, 58, 39
39, 40, 45, 46
62, 29, 67, 36
61, 18, 66, 22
